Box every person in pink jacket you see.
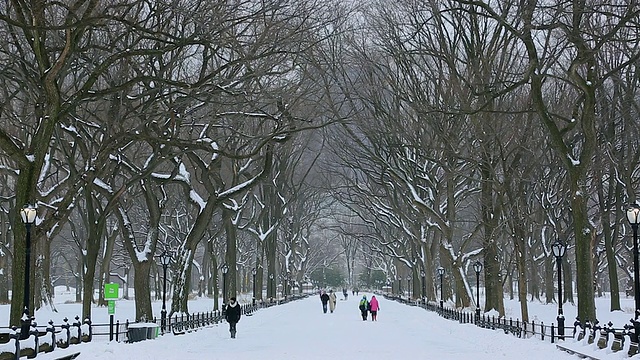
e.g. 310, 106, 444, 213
369, 295, 380, 321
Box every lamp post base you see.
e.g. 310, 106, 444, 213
475, 307, 481, 324
161, 309, 167, 334
20, 316, 31, 340
557, 314, 565, 340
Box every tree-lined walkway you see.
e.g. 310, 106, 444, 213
51, 294, 572, 360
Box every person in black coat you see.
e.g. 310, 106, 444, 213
320, 290, 330, 313
225, 297, 242, 338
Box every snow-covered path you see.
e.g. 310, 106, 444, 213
36, 292, 575, 360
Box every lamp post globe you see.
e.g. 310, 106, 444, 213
628, 204, 640, 320
551, 240, 566, 339
159, 251, 172, 334
19, 204, 37, 340
473, 261, 483, 321
437, 267, 445, 310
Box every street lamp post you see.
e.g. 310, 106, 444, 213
420, 270, 426, 303
269, 273, 274, 302
552, 240, 567, 340
437, 266, 445, 310
628, 204, 640, 320
20, 204, 37, 340
159, 251, 172, 334
252, 268, 257, 305
284, 274, 289, 299
406, 275, 411, 299
221, 264, 229, 311
473, 261, 483, 321
397, 277, 402, 296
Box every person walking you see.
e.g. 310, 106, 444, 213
329, 290, 337, 313
320, 290, 330, 313
369, 295, 380, 321
225, 297, 242, 338
343, 288, 348, 300
358, 295, 369, 321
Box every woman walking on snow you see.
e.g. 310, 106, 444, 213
369, 295, 380, 321
225, 297, 242, 338
329, 290, 337, 313
358, 295, 369, 321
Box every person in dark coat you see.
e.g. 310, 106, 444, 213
225, 297, 242, 338
320, 290, 330, 313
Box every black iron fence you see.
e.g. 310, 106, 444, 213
0, 294, 308, 360
383, 293, 640, 358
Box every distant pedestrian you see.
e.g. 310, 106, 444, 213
343, 288, 348, 300
359, 295, 369, 321
225, 297, 241, 338
320, 290, 330, 313
369, 295, 380, 321
329, 290, 337, 313
355, 287, 359, 296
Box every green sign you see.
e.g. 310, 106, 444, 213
105, 283, 119, 299
108, 300, 116, 315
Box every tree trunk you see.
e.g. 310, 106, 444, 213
266, 229, 278, 299
0, 251, 7, 304
98, 228, 118, 307
513, 229, 529, 322
171, 245, 195, 315
123, 267, 130, 300
132, 261, 153, 321
11, 172, 38, 327
223, 207, 238, 300
75, 258, 83, 303
35, 236, 55, 311
254, 238, 264, 301
202, 242, 211, 297
569, 171, 596, 322
545, 254, 554, 304
480, 157, 504, 316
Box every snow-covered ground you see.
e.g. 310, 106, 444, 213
1, 288, 638, 359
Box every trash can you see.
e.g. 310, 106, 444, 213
127, 326, 147, 343
127, 323, 159, 342
146, 324, 159, 339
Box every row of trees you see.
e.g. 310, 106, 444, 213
320, 0, 640, 323
0, 0, 350, 326
1, 0, 640, 328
